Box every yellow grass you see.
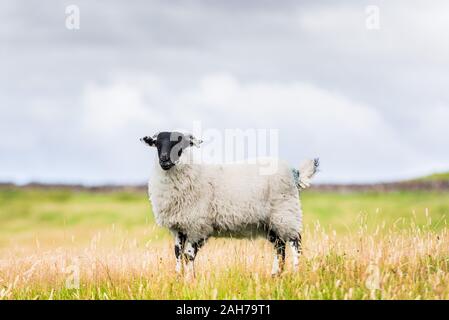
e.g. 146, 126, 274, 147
1, 215, 448, 299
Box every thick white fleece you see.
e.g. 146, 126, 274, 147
148, 153, 305, 243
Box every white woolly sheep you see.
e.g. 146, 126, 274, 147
141, 131, 319, 276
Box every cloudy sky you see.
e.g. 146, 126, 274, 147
1, 0, 449, 185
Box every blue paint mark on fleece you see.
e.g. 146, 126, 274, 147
292, 168, 300, 189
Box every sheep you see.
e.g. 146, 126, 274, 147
141, 131, 319, 277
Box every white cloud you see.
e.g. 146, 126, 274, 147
296, 1, 449, 63
82, 72, 393, 139
77, 72, 428, 182
82, 77, 158, 135
2, 0, 449, 184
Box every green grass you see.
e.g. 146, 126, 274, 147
0, 188, 447, 247
0, 187, 447, 248
0, 188, 166, 248
0, 187, 448, 299
303, 191, 449, 233
415, 172, 449, 182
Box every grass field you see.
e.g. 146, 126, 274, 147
416, 172, 449, 182
0, 187, 448, 299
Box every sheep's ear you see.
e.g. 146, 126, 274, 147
140, 136, 156, 147
188, 135, 203, 148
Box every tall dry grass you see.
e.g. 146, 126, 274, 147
1, 213, 448, 299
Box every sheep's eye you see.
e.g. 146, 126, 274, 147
178, 149, 182, 157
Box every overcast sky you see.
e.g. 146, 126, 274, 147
1, 0, 449, 185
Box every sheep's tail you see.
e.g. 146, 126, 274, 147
293, 158, 319, 190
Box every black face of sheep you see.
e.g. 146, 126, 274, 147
140, 132, 202, 170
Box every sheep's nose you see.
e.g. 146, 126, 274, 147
160, 153, 169, 161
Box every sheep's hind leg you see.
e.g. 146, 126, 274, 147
183, 238, 206, 279
289, 233, 302, 272
174, 232, 186, 274
269, 230, 286, 276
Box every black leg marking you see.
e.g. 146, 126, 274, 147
183, 238, 207, 262
269, 230, 286, 257
276, 241, 286, 265
174, 232, 187, 274
290, 233, 302, 255
269, 230, 286, 274
183, 238, 208, 278
174, 232, 186, 260
288, 233, 302, 271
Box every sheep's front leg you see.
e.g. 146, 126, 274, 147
174, 232, 186, 274
269, 230, 286, 276
183, 238, 205, 279
289, 233, 302, 271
